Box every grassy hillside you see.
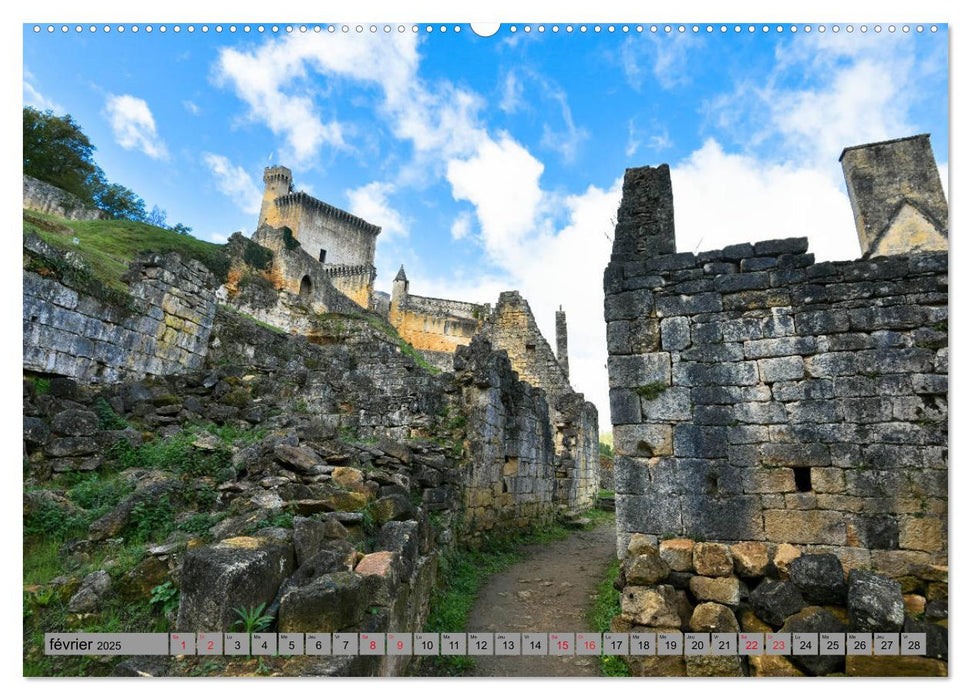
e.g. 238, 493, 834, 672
23, 209, 229, 292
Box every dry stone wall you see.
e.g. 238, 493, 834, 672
605, 166, 948, 582
23, 234, 217, 383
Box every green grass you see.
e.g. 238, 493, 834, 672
24, 208, 229, 293
587, 558, 631, 677
633, 381, 669, 401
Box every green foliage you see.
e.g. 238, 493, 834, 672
599, 441, 614, 458
232, 602, 274, 634
633, 381, 668, 401
23, 107, 98, 199
253, 511, 294, 531
23, 499, 89, 539
24, 209, 231, 292
171, 223, 193, 236
933, 320, 948, 333
94, 178, 147, 221
29, 376, 51, 395
150, 581, 180, 615
107, 430, 235, 480
281, 227, 301, 251
242, 239, 274, 270
67, 473, 131, 514
128, 495, 175, 543
587, 559, 631, 676
92, 396, 128, 430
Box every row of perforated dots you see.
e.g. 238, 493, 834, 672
32, 24, 940, 35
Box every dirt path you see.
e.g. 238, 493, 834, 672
464, 520, 617, 677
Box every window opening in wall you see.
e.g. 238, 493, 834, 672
319, 249, 326, 263
299, 275, 312, 297
705, 471, 719, 496
793, 467, 812, 492
526, 343, 536, 353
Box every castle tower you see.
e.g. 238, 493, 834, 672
259, 166, 293, 228
556, 306, 570, 381
840, 134, 948, 258
392, 265, 409, 304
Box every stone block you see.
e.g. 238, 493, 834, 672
673, 425, 727, 458
899, 516, 943, 552
689, 602, 740, 633
730, 541, 769, 577
614, 423, 673, 458
764, 510, 846, 545
659, 538, 695, 572
177, 537, 295, 631
750, 579, 806, 626
788, 554, 847, 605
744, 337, 816, 359
749, 655, 805, 676
656, 292, 722, 317
608, 353, 671, 388
616, 494, 681, 534
845, 656, 946, 677
620, 585, 681, 627
772, 543, 802, 578
625, 552, 670, 585
278, 571, 367, 633
685, 655, 745, 677
689, 576, 742, 606
847, 569, 905, 632
609, 388, 641, 425
693, 542, 734, 577
660, 316, 691, 351
639, 386, 691, 421
758, 356, 806, 383
743, 468, 795, 494
760, 443, 830, 467
681, 495, 762, 540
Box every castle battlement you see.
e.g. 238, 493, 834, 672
273, 191, 381, 237
320, 263, 376, 279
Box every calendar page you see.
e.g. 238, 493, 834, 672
21, 8, 949, 683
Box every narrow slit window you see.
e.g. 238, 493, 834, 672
793, 467, 812, 492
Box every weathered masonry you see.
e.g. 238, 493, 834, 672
258, 166, 380, 309
604, 136, 947, 582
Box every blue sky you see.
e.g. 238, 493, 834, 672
23, 23, 949, 420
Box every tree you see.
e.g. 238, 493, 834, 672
146, 205, 168, 228
23, 106, 98, 201
95, 181, 148, 221
170, 223, 192, 236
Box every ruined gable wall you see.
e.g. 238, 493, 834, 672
479, 292, 600, 511
605, 167, 948, 580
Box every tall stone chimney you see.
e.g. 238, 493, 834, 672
840, 134, 948, 258
555, 306, 569, 381
610, 164, 676, 262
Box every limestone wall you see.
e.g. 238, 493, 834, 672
248, 226, 370, 316
389, 287, 485, 355
605, 166, 948, 580
480, 292, 600, 511
23, 175, 107, 221
453, 337, 558, 538
23, 234, 216, 383
265, 192, 379, 268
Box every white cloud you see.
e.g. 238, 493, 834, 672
539, 83, 588, 163
446, 134, 546, 260
202, 153, 262, 215
104, 94, 168, 160
499, 70, 523, 114
23, 74, 61, 112
450, 211, 473, 240
346, 182, 409, 240
183, 100, 200, 115
620, 32, 700, 91
671, 139, 861, 262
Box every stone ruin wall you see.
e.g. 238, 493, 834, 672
479, 292, 600, 511
605, 165, 948, 583
23, 234, 217, 384
23, 175, 107, 221
390, 285, 485, 358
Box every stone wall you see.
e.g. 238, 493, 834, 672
246, 227, 369, 317
453, 337, 559, 539
389, 268, 486, 355
605, 165, 948, 580
23, 234, 217, 383
614, 535, 946, 677
23, 175, 107, 221
480, 292, 600, 511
